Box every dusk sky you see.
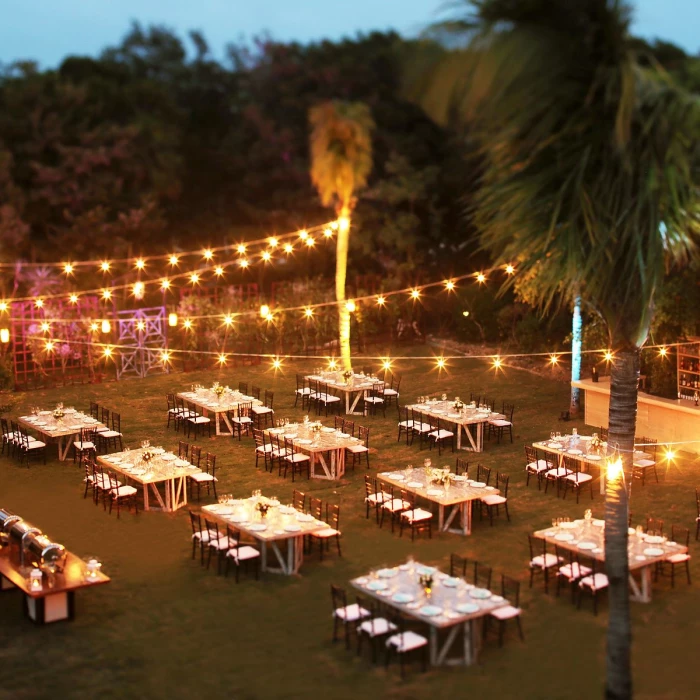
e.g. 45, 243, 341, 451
2, 0, 699, 67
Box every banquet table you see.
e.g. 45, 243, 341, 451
532, 435, 654, 494
305, 372, 386, 416
534, 518, 688, 603
350, 561, 509, 666
265, 423, 360, 480
377, 467, 499, 536
18, 410, 106, 461
202, 498, 330, 575
406, 401, 504, 452
177, 389, 262, 436
97, 446, 200, 512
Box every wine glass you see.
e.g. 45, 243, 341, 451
423, 458, 431, 469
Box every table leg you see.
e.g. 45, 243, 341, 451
57, 436, 71, 461
438, 504, 445, 531
142, 484, 150, 511
429, 627, 438, 665
260, 541, 268, 572
456, 425, 462, 450
217, 412, 234, 437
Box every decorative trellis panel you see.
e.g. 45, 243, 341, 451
116, 307, 168, 379
11, 296, 100, 389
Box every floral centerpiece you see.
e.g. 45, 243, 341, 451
428, 467, 452, 487
419, 572, 434, 596
342, 370, 353, 385
452, 396, 464, 410
590, 433, 603, 454
310, 422, 322, 435
256, 501, 271, 519
212, 381, 227, 398
141, 440, 154, 463
52, 403, 65, 421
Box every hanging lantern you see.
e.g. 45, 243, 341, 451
101, 320, 111, 334
168, 313, 178, 327
0, 328, 9, 344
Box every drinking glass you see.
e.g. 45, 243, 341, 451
405, 464, 413, 477
423, 458, 431, 469
441, 393, 447, 402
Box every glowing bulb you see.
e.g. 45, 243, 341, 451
237, 244, 246, 255
492, 356, 502, 370
100, 261, 111, 272
161, 279, 171, 290
445, 280, 455, 291
102, 289, 112, 300
260, 305, 270, 319
607, 456, 623, 481
665, 448, 675, 461
305, 237, 315, 247
189, 273, 199, 284
299, 229, 309, 240
283, 243, 293, 254
505, 264, 515, 275
40, 322, 50, 333
382, 359, 392, 371
476, 273, 486, 284
272, 358, 282, 370
659, 346, 668, 357
169, 255, 179, 266
35, 299, 44, 308
304, 308, 314, 318
183, 319, 193, 330
168, 313, 178, 327
323, 228, 333, 238
101, 320, 111, 334
239, 258, 249, 268
436, 357, 446, 370
135, 258, 145, 270
214, 266, 224, 276
462, 310, 470, 317
102, 346, 113, 358
376, 296, 386, 306
345, 300, 356, 312
69, 294, 79, 304
265, 312, 274, 322
45, 341, 54, 352
223, 314, 235, 327
330, 221, 339, 230
0, 329, 9, 344
268, 237, 278, 248
410, 289, 420, 299
604, 350, 614, 363
337, 217, 350, 233
218, 353, 227, 365
549, 354, 559, 365
261, 251, 272, 262
136, 320, 146, 332
0, 302, 7, 312
203, 249, 214, 260
328, 358, 338, 370
160, 351, 170, 363
90, 323, 99, 332
63, 263, 73, 274
133, 281, 145, 299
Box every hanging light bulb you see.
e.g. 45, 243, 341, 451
328, 358, 338, 370
161, 279, 171, 290
102, 289, 112, 300
203, 249, 214, 260
183, 319, 193, 330
102, 346, 113, 358
410, 289, 420, 300
549, 354, 559, 365
376, 296, 386, 306
283, 243, 294, 254
133, 282, 145, 299
345, 300, 356, 312
189, 272, 199, 284
90, 322, 99, 332
492, 356, 503, 370
136, 320, 146, 332
169, 254, 179, 266
168, 313, 178, 327
382, 359, 392, 371
0, 302, 7, 312
260, 305, 270, 319
69, 294, 79, 304
658, 346, 668, 357
304, 308, 314, 318
261, 251, 272, 262
476, 272, 487, 284
35, 299, 44, 308
603, 350, 614, 363
236, 244, 247, 255
214, 266, 224, 276
268, 237, 278, 248
272, 357, 282, 370
135, 258, 145, 270
444, 280, 455, 291
63, 263, 74, 275
323, 228, 333, 238
0, 328, 9, 344
505, 264, 515, 275
305, 237, 315, 247
40, 322, 50, 333
218, 353, 227, 365
101, 320, 111, 334
45, 341, 55, 352
299, 229, 309, 240
436, 357, 446, 370
100, 261, 111, 272
239, 258, 249, 268
160, 350, 171, 363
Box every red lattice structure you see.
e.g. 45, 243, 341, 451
179, 284, 259, 304
11, 296, 100, 390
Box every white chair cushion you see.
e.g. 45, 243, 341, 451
527, 460, 548, 472
192, 529, 218, 542
490, 605, 521, 620
429, 429, 454, 440
383, 498, 410, 512
295, 388, 313, 395
347, 444, 368, 453
579, 573, 609, 590
667, 553, 690, 564
358, 617, 397, 636
559, 563, 591, 581
386, 630, 428, 653
210, 536, 234, 551
189, 416, 211, 424
546, 467, 570, 478
364, 397, 384, 404
319, 394, 341, 403
413, 423, 432, 433
189, 472, 215, 482
398, 420, 415, 428
74, 441, 95, 450
489, 419, 512, 427
256, 444, 274, 453
252, 406, 274, 414
334, 604, 370, 622
311, 528, 341, 538
366, 491, 391, 504
383, 389, 399, 396
634, 459, 655, 468
26, 441, 46, 449
286, 452, 310, 463
227, 545, 260, 561
481, 494, 507, 506
232, 416, 253, 424
531, 553, 560, 569
401, 508, 432, 523
112, 485, 137, 498
100, 431, 122, 438
565, 472, 593, 484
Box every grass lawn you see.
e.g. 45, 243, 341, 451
1, 346, 698, 699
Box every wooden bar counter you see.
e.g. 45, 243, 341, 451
573, 378, 700, 454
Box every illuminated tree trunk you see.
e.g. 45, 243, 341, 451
570, 293, 582, 416
335, 211, 352, 370
605, 345, 638, 700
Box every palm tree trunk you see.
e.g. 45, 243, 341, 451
570, 294, 582, 417
335, 210, 351, 370
604, 345, 638, 700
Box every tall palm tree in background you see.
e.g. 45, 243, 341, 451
308, 101, 374, 369
412, 1, 700, 697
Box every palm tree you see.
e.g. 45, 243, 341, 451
412, 2, 700, 697
309, 101, 374, 369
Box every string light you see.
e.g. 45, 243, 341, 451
239, 259, 249, 268
45, 341, 54, 352
203, 249, 214, 260
381, 359, 392, 371
260, 305, 270, 319
183, 319, 193, 330
63, 263, 73, 275
283, 243, 293, 254
345, 300, 356, 312
169, 255, 179, 266
328, 358, 338, 370
462, 311, 470, 317
168, 313, 178, 327
337, 217, 349, 233
133, 282, 145, 299
323, 228, 333, 238
505, 264, 515, 275
40, 322, 50, 333
189, 273, 199, 284
0, 329, 9, 344
331, 221, 339, 230
102, 346, 113, 358
214, 266, 224, 276
217, 353, 227, 365
665, 448, 675, 461
444, 280, 455, 291
160, 350, 171, 363
410, 289, 420, 300
69, 294, 79, 304
376, 296, 386, 306
603, 350, 614, 363
549, 354, 559, 365
476, 273, 487, 284
90, 322, 99, 332
659, 346, 668, 357
0, 302, 7, 312
305, 237, 315, 247
223, 314, 235, 327
436, 357, 446, 370
299, 230, 309, 240
265, 312, 274, 322
268, 237, 278, 248
102, 289, 112, 300
237, 244, 247, 255
161, 279, 171, 290
101, 320, 111, 334
100, 261, 111, 272
35, 299, 44, 308
136, 320, 146, 332
135, 258, 145, 270
272, 357, 282, 370
261, 251, 272, 262
304, 308, 314, 318
492, 356, 503, 370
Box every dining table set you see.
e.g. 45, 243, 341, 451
19, 407, 105, 461
177, 385, 262, 436
351, 559, 509, 666
406, 397, 504, 452
305, 370, 385, 415
377, 464, 499, 536
534, 513, 688, 603
203, 494, 331, 575
266, 420, 363, 480
98, 443, 203, 512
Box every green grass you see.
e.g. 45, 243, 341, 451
1, 348, 698, 699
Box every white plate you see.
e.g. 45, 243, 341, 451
470, 482, 486, 488
452, 475, 466, 482
643, 547, 664, 557
229, 515, 248, 523
392, 593, 414, 604
416, 565, 436, 576
419, 605, 443, 617
296, 439, 312, 445
152, 448, 165, 455
388, 474, 405, 481
296, 513, 314, 522
426, 488, 443, 496
555, 533, 574, 542
587, 455, 602, 461
407, 481, 423, 488
174, 459, 190, 467
336, 433, 349, 438
64, 408, 76, 414
248, 524, 267, 532
469, 588, 491, 600
635, 555, 647, 561
215, 507, 234, 515
644, 535, 664, 544
456, 603, 479, 614
284, 524, 302, 533
442, 577, 460, 588
560, 522, 577, 529
108, 457, 122, 464
377, 568, 398, 579
592, 519, 605, 527
38, 411, 51, 416
68, 425, 83, 430
321, 427, 335, 433
284, 434, 298, 440
161, 453, 177, 461
567, 449, 583, 455
491, 595, 505, 603
578, 542, 596, 551
366, 580, 388, 591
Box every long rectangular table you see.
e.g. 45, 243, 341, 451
351, 561, 508, 666
0, 549, 109, 624
265, 423, 359, 480
406, 401, 503, 452
534, 519, 687, 603
177, 390, 262, 436
305, 373, 385, 416
18, 411, 106, 461
377, 468, 499, 536
98, 447, 201, 512
202, 498, 330, 575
